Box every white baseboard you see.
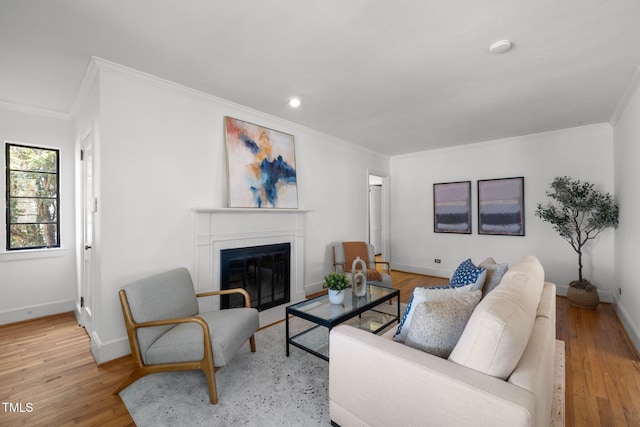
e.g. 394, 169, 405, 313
391, 263, 450, 279
613, 298, 640, 355
74, 303, 82, 325
555, 284, 614, 303
305, 280, 325, 296
0, 299, 76, 325
90, 331, 131, 364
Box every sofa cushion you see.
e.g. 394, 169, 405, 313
393, 284, 473, 343
478, 257, 509, 296
145, 307, 259, 367
449, 258, 487, 291
406, 290, 482, 358
448, 255, 545, 380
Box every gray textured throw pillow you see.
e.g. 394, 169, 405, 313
479, 257, 509, 296
405, 290, 482, 358
393, 284, 474, 343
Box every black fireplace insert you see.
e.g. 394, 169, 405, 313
220, 243, 291, 311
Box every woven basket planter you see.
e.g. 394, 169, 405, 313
567, 286, 599, 309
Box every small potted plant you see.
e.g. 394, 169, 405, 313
324, 272, 349, 304
535, 176, 619, 308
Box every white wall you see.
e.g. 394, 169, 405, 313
78, 59, 389, 362
613, 72, 640, 351
390, 124, 615, 300
0, 109, 76, 324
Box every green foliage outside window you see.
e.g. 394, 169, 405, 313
6, 143, 60, 250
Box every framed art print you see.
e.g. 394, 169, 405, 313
224, 116, 298, 209
433, 181, 471, 234
478, 177, 525, 236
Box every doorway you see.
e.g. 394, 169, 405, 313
368, 171, 390, 264
80, 134, 95, 335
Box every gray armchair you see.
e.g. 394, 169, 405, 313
332, 241, 392, 288
113, 267, 259, 404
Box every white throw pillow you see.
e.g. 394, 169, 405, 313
393, 284, 473, 343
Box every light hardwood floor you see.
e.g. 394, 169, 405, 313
1, 270, 639, 426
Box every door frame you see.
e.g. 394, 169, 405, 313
367, 169, 390, 265
80, 133, 95, 332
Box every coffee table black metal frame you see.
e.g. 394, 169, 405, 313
286, 284, 400, 361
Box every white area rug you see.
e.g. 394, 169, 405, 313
552, 340, 566, 427
120, 318, 565, 426
120, 318, 329, 426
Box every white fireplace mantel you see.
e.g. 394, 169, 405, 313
192, 208, 309, 326
192, 208, 311, 214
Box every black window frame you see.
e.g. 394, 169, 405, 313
5, 142, 61, 251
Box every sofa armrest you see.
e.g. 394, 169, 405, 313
329, 325, 536, 427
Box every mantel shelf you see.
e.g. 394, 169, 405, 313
191, 208, 310, 214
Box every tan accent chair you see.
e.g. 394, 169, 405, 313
332, 242, 392, 287
113, 268, 259, 404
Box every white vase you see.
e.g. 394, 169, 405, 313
328, 289, 345, 304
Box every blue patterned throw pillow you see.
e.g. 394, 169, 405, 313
394, 294, 416, 342
450, 259, 486, 290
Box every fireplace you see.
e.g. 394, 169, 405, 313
220, 243, 291, 311
192, 208, 307, 326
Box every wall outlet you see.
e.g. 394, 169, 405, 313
434, 259, 442, 264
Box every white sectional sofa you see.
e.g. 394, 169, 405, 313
329, 255, 556, 427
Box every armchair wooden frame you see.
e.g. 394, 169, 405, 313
113, 288, 256, 404
332, 247, 392, 274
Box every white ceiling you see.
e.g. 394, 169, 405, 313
1, 0, 639, 155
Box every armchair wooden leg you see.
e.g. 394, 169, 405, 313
249, 334, 256, 352
113, 368, 147, 395
202, 364, 219, 404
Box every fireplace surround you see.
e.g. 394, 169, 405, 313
192, 208, 308, 326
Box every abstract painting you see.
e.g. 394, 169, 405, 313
224, 117, 298, 209
433, 181, 471, 234
478, 177, 525, 236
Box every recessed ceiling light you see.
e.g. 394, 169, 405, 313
288, 97, 302, 108
489, 40, 512, 54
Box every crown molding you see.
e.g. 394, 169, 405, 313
76, 57, 389, 160
391, 123, 611, 160
87, 57, 300, 125
0, 99, 69, 120
610, 65, 640, 126
68, 57, 99, 119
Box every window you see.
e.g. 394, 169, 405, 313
5, 143, 60, 250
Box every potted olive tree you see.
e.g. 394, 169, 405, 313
324, 272, 349, 304
535, 176, 619, 308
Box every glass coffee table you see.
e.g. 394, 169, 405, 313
286, 284, 400, 361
